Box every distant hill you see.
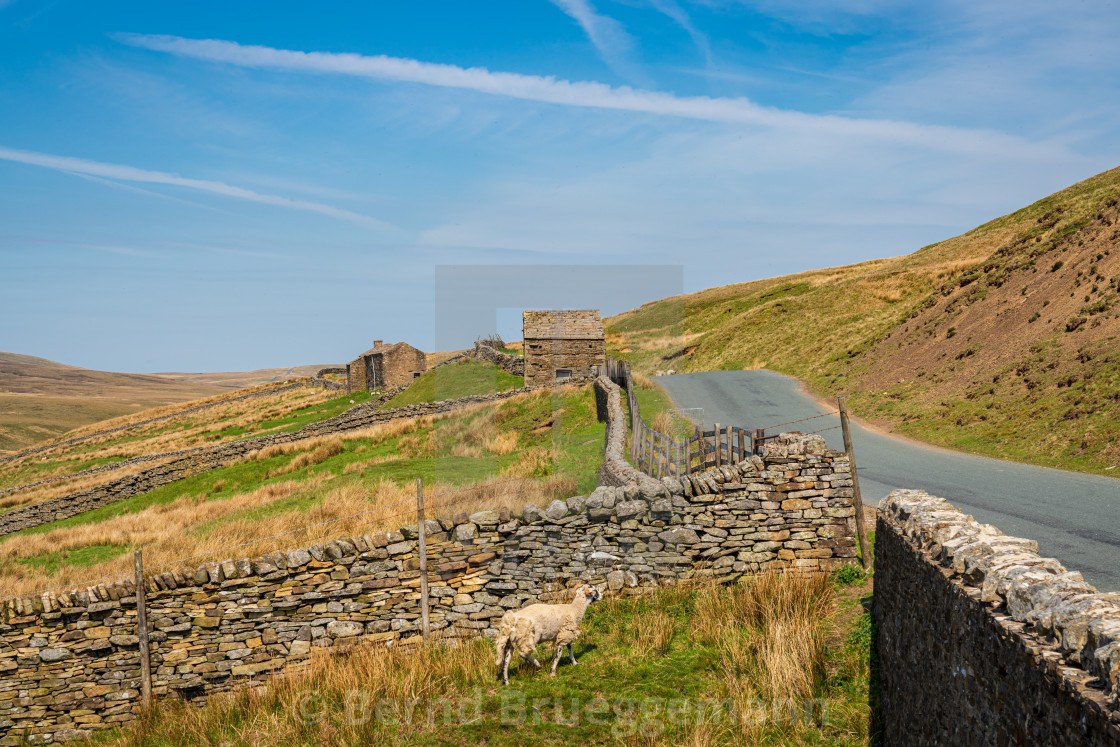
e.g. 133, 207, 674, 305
608, 165, 1120, 476
150, 365, 327, 389
0, 353, 327, 453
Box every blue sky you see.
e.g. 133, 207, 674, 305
2, 1, 1119, 372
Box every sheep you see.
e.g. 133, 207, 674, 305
494, 584, 602, 684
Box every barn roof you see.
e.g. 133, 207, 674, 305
522, 310, 603, 340
359, 341, 424, 357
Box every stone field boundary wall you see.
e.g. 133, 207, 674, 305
0, 373, 857, 744
876, 490, 1120, 745
309, 367, 349, 391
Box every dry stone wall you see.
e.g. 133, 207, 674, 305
876, 490, 1120, 745
0, 375, 856, 744
309, 367, 349, 391
470, 342, 525, 377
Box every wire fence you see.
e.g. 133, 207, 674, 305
603, 357, 855, 480
605, 357, 754, 478
759, 410, 838, 431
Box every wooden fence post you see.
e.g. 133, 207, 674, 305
416, 478, 431, 640
133, 550, 152, 709
714, 423, 721, 468
630, 393, 639, 464
737, 430, 746, 464
657, 433, 664, 478
837, 396, 871, 569
646, 427, 653, 474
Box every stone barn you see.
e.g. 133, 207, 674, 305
522, 310, 605, 386
347, 340, 426, 392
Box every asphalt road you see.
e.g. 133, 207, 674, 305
656, 370, 1120, 591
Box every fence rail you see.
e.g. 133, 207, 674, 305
604, 356, 774, 478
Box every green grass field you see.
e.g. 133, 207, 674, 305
381, 360, 524, 410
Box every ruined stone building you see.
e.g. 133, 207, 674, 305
522, 310, 605, 386
347, 340, 426, 392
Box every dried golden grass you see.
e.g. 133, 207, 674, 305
485, 430, 519, 455
57, 382, 299, 438
72, 387, 334, 455
97, 634, 494, 747
2, 386, 588, 597
436, 410, 521, 459
269, 438, 345, 477
632, 607, 677, 656
341, 456, 394, 473
91, 568, 840, 746
931, 257, 984, 279
42, 385, 329, 452
0, 472, 576, 598
650, 410, 675, 435
499, 446, 553, 478
691, 572, 834, 702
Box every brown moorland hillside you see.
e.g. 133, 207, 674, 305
0, 353, 340, 454
0, 353, 228, 453
151, 364, 326, 389
607, 165, 1120, 475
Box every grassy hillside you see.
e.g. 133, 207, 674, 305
0, 384, 349, 499
0, 385, 604, 598
89, 572, 874, 747
381, 359, 524, 409
0, 352, 229, 453
608, 165, 1120, 475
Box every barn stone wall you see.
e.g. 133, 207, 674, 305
524, 338, 605, 386
523, 309, 605, 386
347, 344, 427, 392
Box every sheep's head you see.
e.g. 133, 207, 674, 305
576, 585, 602, 603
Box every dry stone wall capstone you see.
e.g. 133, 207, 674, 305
876, 489, 1120, 745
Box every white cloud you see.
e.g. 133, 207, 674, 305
0, 145, 394, 230
648, 0, 712, 62
414, 122, 1099, 279
77, 244, 156, 258
548, 0, 640, 77
117, 33, 1070, 161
